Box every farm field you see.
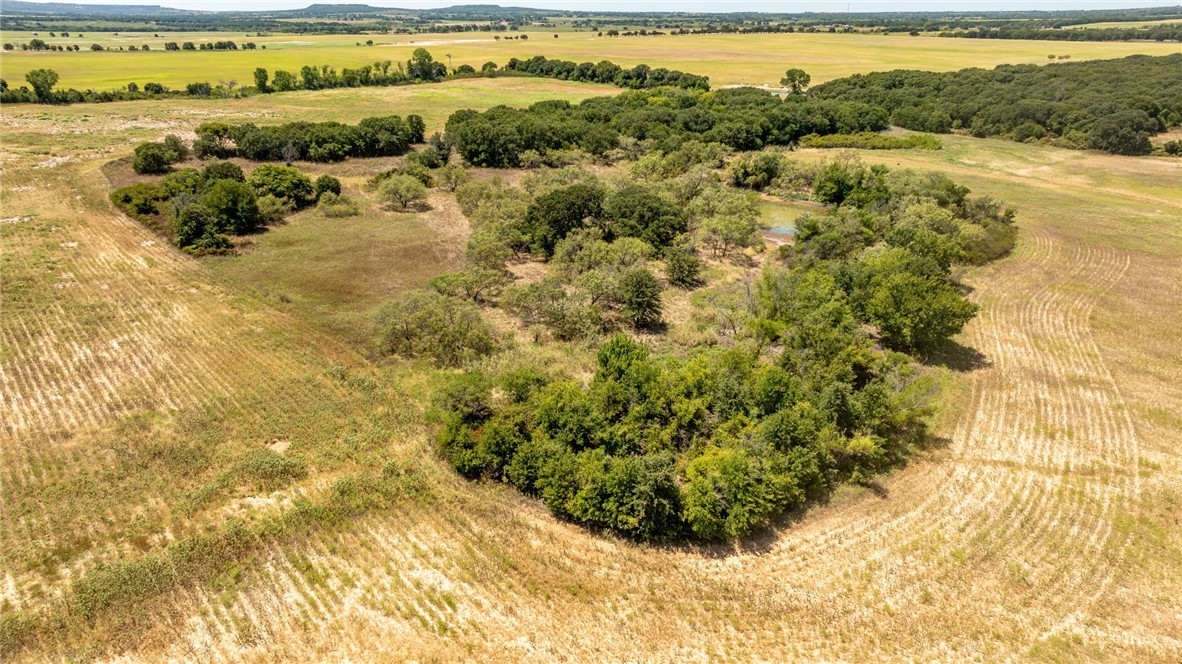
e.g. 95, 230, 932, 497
2, 70, 1180, 662
3, 29, 1180, 91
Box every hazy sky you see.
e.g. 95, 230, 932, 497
17, 1, 1173, 12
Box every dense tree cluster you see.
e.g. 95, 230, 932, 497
1, 49, 715, 106
434, 154, 1015, 540
436, 329, 924, 540
447, 86, 888, 168
808, 54, 1182, 155
189, 115, 424, 163
111, 155, 324, 253
503, 55, 710, 90
939, 25, 1181, 42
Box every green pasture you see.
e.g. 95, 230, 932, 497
2, 29, 1178, 91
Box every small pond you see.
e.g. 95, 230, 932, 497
759, 200, 818, 243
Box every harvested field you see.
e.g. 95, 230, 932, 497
1, 80, 1179, 661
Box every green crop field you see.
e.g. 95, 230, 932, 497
2, 29, 1179, 90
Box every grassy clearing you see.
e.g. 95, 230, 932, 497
2, 75, 1181, 660
2, 29, 1179, 90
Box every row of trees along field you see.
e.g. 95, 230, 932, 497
422, 151, 1015, 540
445, 87, 889, 167
0, 49, 707, 105
809, 54, 1182, 155
938, 25, 1182, 42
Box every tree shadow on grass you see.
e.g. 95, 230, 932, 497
920, 338, 990, 373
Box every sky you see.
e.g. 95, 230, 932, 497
11, 1, 1174, 12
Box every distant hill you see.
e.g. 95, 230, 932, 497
0, 1, 203, 15
0, 1, 561, 17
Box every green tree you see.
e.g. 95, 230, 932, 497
618, 267, 663, 329
523, 183, 604, 256
253, 67, 269, 93
314, 174, 341, 199
374, 290, 498, 367
430, 267, 509, 303
377, 174, 427, 210
602, 185, 687, 248
437, 165, 471, 192
865, 272, 977, 351
132, 142, 172, 175
202, 179, 261, 235
664, 243, 702, 288
25, 68, 58, 101
697, 215, 759, 258
173, 203, 223, 248
247, 164, 314, 207
780, 68, 811, 94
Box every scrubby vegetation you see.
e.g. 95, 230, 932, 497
800, 132, 941, 150
190, 114, 424, 163
809, 54, 1182, 155
428, 150, 1015, 541
111, 157, 327, 252
0, 48, 710, 105
446, 86, 888, 168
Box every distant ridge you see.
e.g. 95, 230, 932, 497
0, 1, 204, 15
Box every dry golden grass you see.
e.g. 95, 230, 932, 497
2, 80, 1180, 661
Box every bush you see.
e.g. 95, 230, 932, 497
132, 142, 173, 175
664, 244, 703, 288
202, 179, 261, 234
173, 203, 232, 253
317, 191, 361, 218
377, 174, 427, 210
257, 194, 293, 223
314, 174, 342, 198
248, 164, 314, 207
618, 267, 663, 329
110, 183, 166, 219
161, 134, 189, 162
162, 168, 203, 197
202, 160, 244, 184
374, 290, 499, 367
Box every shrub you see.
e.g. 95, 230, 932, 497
202, 179, 261, 234
235, 448, 307, 490
161, 168, 203, 197
314, 174, 342, 198
377, 174, 427, 210
173, 203, 232, 253
257, 194, 293, 223
110, 183, 166, 219
374, 290, 499, 367
317, 191, 361, 218
161, 134, 189, 162
664, 244, 703, 288
248, 164, 314, 207
202, 160, 245, 184
618, 267, 663, 329
132, 142, 173, 174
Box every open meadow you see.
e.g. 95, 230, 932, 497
1, 64, 1180, 660
3, 28, 1180, 91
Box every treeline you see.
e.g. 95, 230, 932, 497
809, 54, 1182, 155
446, 87, 888, 168
939, 25, 1182, 42
503, 55, 710, 91
0, 49, 714, 105
432, 155, 1015, 541
188, 115, 425, 163
113, 152, 353, 252
0, 17, 394, 34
